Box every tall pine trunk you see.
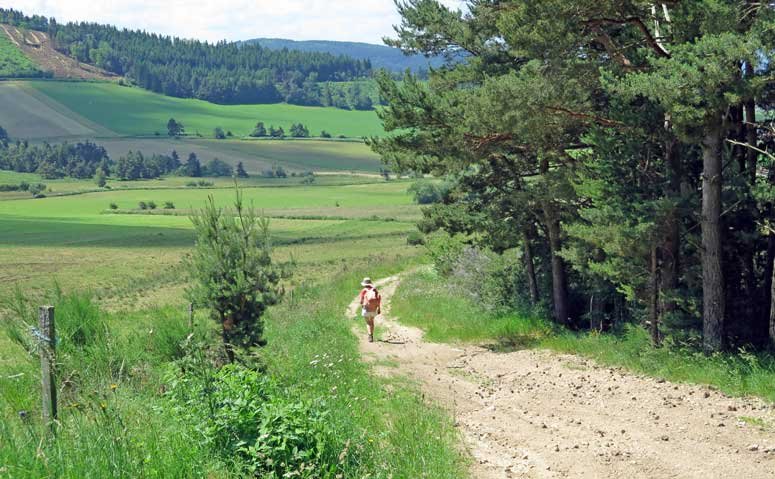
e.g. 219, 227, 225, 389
650, 245, 661, 347
701, 118, 726, 353
543, 202, 570, 325
661, 127, 681, 319
765, 142, 775, 347
744, 62, 757, 183
539, 157, 570, 326
523, 229, 539, 305
770, 259, 775, 349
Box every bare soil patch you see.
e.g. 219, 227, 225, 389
1, 25, 116, 80
350, 275, 775, 478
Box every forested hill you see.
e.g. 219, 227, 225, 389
0, 8, 371, 106
245, 38, 444, 73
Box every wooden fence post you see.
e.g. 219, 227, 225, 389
39, 305, 57, 428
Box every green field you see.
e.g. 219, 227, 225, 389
0, 82, 108, 139
0, 181, 418, 300
0, 32, 42, 78
28, 81, 384, 138
96, 137, 384, 173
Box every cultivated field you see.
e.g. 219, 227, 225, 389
29, 81, 384, 138
0, 180, 419, 300
97, 137, 384, 173
0, 82, 108, 139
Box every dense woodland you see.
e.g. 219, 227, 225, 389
0, 139, 110, 179
246, 38, 444, 74
0, 134, 234, 181
372, 0, 775, 352
0, 8, 375, 107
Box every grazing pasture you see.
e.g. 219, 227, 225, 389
28, 80, 384, 138
0, 181, 419, 300
97, 137, 384, 173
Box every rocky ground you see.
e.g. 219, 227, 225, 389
349, 275, 775, 478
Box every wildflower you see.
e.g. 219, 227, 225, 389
100, 402, 107, 410
110, 383, 118, 391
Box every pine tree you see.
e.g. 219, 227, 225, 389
186, 185, 283, 362
236, 161, 249, 178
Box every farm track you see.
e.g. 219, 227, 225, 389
350, 275, 775, 479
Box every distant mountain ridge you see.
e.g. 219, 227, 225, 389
244, 38, 444, 73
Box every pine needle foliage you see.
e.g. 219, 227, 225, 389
186, 183, 283, 361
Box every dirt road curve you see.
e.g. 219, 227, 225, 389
348, 275, 775, 478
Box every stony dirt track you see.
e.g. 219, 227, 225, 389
349, 275, 775, 479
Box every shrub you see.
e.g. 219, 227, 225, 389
250, 122, 267, 137
214, 127, 226, 140
164, 201, 175, 210
320, 130, 332, 138
28, 183, 46, 196
167, 362, 337, 477
148, 201, 157, 210
95, 169, 107, 188
408, 180, 444, 204
109, 202, 118, 210
138, 201, 148, 210
425, 232, 466, 276
260, 165, 287, 179
407, 231, 425, 246
203, 158, 233, 177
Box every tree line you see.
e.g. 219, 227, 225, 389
0, 8, 373, 107
372, 1, 775, 353
0, 139, 110, 179
0, 130, 244, 181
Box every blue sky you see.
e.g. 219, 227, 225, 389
9, 0, 464, 44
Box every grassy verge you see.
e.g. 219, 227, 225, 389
260, 256, 467, 477
0, 298, 227, 478
392, 268, 775, 402
0, 256, 466, 478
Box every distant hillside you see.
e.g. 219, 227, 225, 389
246, 38, 444, 73
1, 8, 373, 108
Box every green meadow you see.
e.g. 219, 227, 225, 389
0, 180, 419, 299
0, 33, 42, 78
28, 81, 384, 138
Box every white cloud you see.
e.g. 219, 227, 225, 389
8, 0, 466, 44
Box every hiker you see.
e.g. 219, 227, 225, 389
359, 277, 381, 343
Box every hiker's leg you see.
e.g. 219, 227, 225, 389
366, 316, 375, 337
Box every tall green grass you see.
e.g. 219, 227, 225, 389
1, 255, 466, 478
392, 268, 775, 402
0, 291, 224, 478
